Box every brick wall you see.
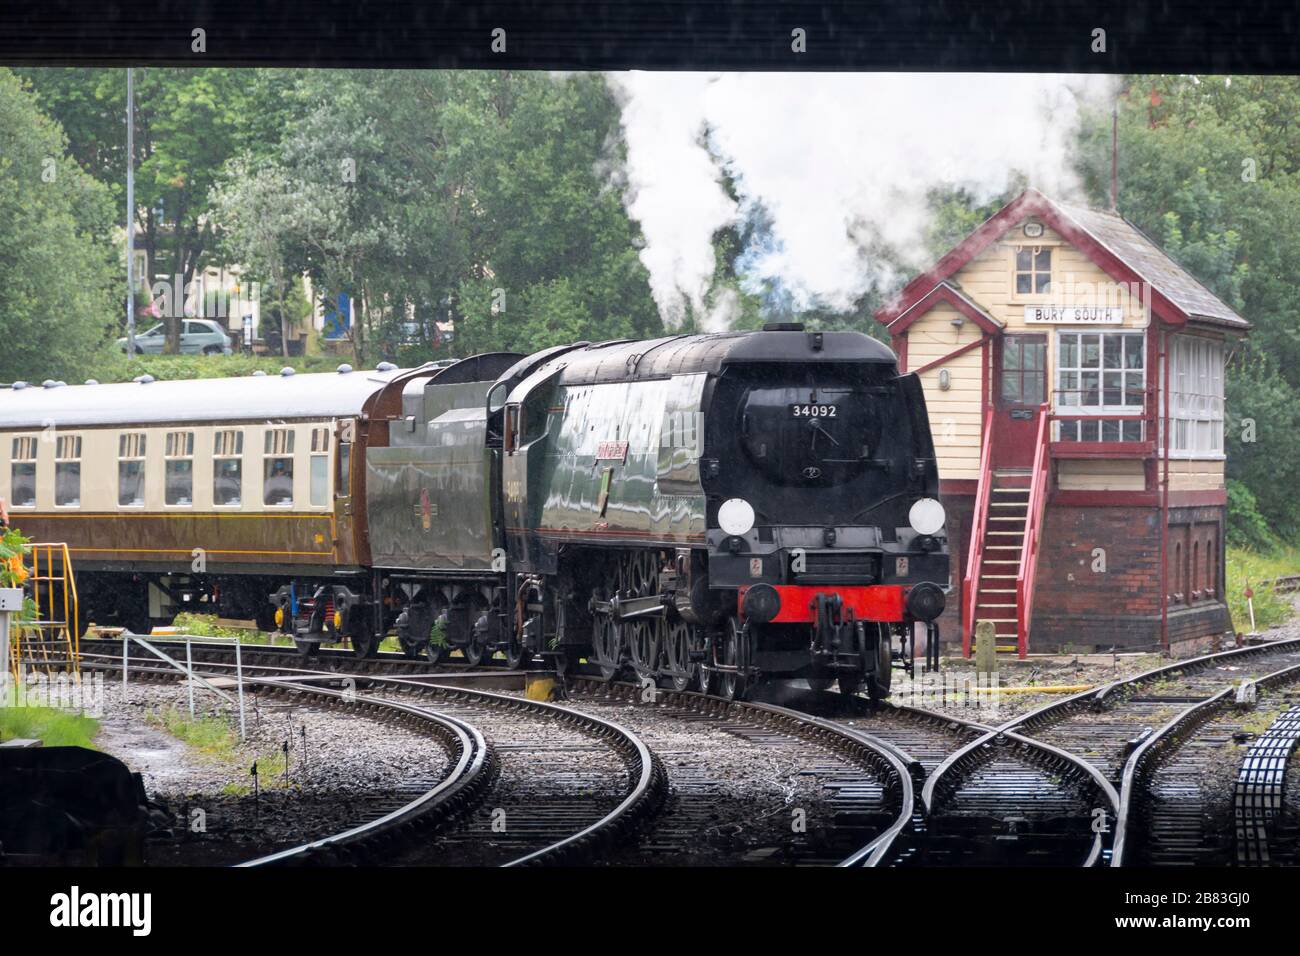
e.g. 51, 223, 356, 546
1029, 502, 1231, 653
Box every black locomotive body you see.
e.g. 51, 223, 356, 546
275, 324, 950, 699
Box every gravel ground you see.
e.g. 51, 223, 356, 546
895, 601, 1300, 723
91, 679, 452, 865
546, 692, 889, 865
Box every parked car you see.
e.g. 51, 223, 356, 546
117, 320, 233, 355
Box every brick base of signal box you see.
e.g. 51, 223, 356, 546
940, 491, 1232, 656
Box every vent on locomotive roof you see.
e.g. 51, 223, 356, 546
761, 321, 805, 332
85, 379, 98, 385
11, 381, 27, 389
376, 361, 397, 372
280, 366, 295, 377
252, 370, 267, 376
337, 363, 353, 374
133, 374, 155, 384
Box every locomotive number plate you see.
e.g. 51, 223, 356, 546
595, 440, 629, 462
789, 404, 838, 418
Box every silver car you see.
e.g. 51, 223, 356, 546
118, 319, 234, 355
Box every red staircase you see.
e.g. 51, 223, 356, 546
963, 405, 1050, 658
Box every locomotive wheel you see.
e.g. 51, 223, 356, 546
295, 639, 320, 660
662, 618, 694, 692
590, 612, 622, 681
350, 618, 377, 659
806, 674, 835, 693
462, 631, 487, 667
837, 623, 867, 697
628, 619, 661, 680
426, 639, 447, 665
504, 627, 527, 670
718, 617, 753, 701
866, 624, 893, 701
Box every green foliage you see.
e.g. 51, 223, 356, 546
170, 612, 251, 639
1225, 546, 1299, 632
89, 352, 343, 383
0, 69, 118, 383
0, 704, 99, 748
1226, 480, 1276, 551
0, 526, 31, 587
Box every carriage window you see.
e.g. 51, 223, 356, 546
118, 432, 147, 506
264, 427, 295, 506
164, 430, 194, 505
310, 427, 329, 506
213, 429, 244, 506
10, 437, 37, 507
54, 434, 82, 506
336, 441, 351, 497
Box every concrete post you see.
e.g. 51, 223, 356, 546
975, 619, 998, 677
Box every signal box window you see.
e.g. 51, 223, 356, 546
310, 427, 329, 507
264, 428, 295, 506
165, 431, 195, 505
118, 432, 147, 506
10, 437, 37, 507
54, 435, 82, 506
213, 429, 244, 506
1015, 247, 1052, 294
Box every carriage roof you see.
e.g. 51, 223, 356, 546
0, 367, 407, 430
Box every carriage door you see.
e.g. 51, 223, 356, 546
991, 333, 1046, 470
334, 418, 356, 558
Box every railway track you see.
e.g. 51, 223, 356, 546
78, 650, 664, 866
924, 638, 1300, 866
1113, 659, 1300, 866
565, 678, 916, 866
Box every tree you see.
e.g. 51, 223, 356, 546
19, 67, 293, 352
0, 69, 117, 382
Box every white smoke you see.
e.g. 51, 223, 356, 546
606, 72, 1114, 328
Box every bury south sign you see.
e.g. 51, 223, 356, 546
1024, 305, 1124, 325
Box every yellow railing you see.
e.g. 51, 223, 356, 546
9, 542, 80, 680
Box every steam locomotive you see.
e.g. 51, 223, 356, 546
276, 323, 949, 699
0, 323, 948, 700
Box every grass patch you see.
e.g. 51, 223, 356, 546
146, 706, 240, 758
1225, 546, 1300, 633
168, 612, 296, 647
146, 705, 297, 794
0, 703, 99, 748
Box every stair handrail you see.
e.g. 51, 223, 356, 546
1015, 404, 1051, 658
962, 405, 996, 657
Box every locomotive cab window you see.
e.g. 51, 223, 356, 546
118, 432, 147, 507
164, 431, 195, 505
264, 427, 295, 506
213, 429, 244, 507
310, 426, 330, 507
54, 434, 82, 507
10, 437, 36, 507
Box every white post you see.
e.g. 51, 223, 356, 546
0, 605, 11, 705
186, 636, 195, 718
234, 637, 247, 741
122, 632, 129, 695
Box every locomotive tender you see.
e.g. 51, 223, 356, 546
0, 324, 949, 699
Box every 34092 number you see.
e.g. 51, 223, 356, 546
789, 404, 837, 418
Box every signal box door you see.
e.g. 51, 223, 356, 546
990, 333, 1046, 470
